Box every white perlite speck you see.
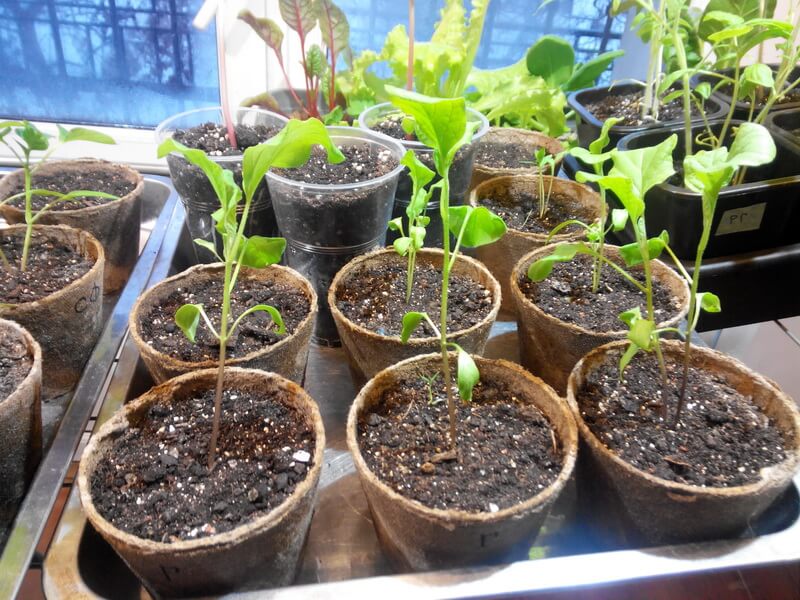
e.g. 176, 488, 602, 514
292, 450, 311, 463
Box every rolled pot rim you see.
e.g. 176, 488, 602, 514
0, 159, 145, 217
154, 105, 289, 163
0, 317, 42, 410
78, 366, 326, 553
327, 247, 501, 345
510, 243, 690, 337
0, 224, 105, 310
357, 102, 490, 151
469, 174, 601, 243
129, 262, 318, 370
346, 352, 578, 523
265, 126, 406, 191
565, 339, 800, 497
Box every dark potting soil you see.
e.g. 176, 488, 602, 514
172, 122, 281, 157
586, 89, 700, 127
139, 277, 310, 363
273, 143, 398, 185
577, 350, 789, 487
4, 167, 136, 211
89, 386, 315, 542
0, 330, 33, 403
0, 235, 94, 303
474, 141, 544, 170
479, 190, 583, 235
358, 374, 563, 512
518, 253, 681, 332
372, 115, 417, 142
335, 261, 493, 337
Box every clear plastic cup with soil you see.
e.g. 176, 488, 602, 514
155, 107, 288, 263
78, 367, 325, 597
266, 127, 405, 345
0, 159, 143, 293
566, 339, 800, 544
0, 318, 41, 547
358, 103, 489, 247
470, 174, 603, 314
346, 353, 578, 571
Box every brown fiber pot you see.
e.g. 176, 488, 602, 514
469, 127, 565, 191
347, 353, 578, 571
78, 367, 325, 597
566, 340, 800, 543
0, 319, 42, 529
471, 174, 603, 314
0, 160, 144, 293
511, 244, 690, 396
130, 263, 317, 385
0, 225, 104, 398
328, 248, 501, 382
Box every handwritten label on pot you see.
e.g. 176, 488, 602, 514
716, 203, 766, 236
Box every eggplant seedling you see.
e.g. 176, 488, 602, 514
158, 118, 344, 469
0, 121, 116, 271
386, 86, 506, 458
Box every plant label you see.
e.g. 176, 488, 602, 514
715, 203, 766, 236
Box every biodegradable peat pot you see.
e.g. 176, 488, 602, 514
328, 248, 501, 382
511, 245, 690, 395
617, 120, 800, 258
566, 340, 800, 543
130, 263, 317, 385
0, 319, 42, 530
78, 367, 325, 597
568, 81, 728, 149
347, 353, 578, 571
0, 225, 104, 398
471, 174, 603, 314
156, 106, 288, 263
0, 159, 143, 293
469, 127, 565, 191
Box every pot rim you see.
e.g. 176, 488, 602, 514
511, 243, 690, 337
566, 339, 800, 497
0, 318, 42, 410
129, 263, 318, 371
78, 366, 326, 553
346, 352, 578, 523
327, 247, 501, 345
471, 127, 565, 175
0, 159, 144, 217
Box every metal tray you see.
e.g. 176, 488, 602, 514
37, 207, 800, 598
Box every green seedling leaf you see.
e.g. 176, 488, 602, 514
627, 315, 655, 350
58, 126, 115, 145
695, 82, 712, 100
279, 0, 316, 35
619, 231, 670, 266
619, 342, 641, 377
526, 35, 575, 88
708, 23, 753, 42
698, 291, 722, 313
322, 106, 345, 125
740, 63, 774, 98
527, 243, 581, 281
727, 122, 776, 168
393, 236, 411, 256
611, 208, 629, 231
240, 236, 286, 268
401, 311, 427, 343
564, 50, 625, 92
589, 117, 622, 156
456, 346, 480, 403
193, 239, 223, 261
448, 205, 507, 248
17, 122, 49, 152
401, 149, 435, 217
306, 44, 327, 78
175, 303, 203, 343
618, 306, 642, 328
409, 225, 426, 249
609, 134, 678, 202
401, 117, 416, 135
388, 217, 404, 232
232, 304, 286, 335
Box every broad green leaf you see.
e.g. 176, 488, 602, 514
175, 303, 203, 343
279, 0, 316, 35
740, 63, 774, 98
698, 291, 722, 313
526, 35, 575, 88
401, 311, 427, 343
456, 346, 480, 402
618, 231, 670, 266
448, 205, 507, 248
239, 236, 286, 268
393, 236, 411, 256
578, 172, 643, 222
564, 50, 625, 92
608, 134, 678, 201
17, 122, 49, 152
570, 147, 613, 166
627, 316, 655, 349
58, 126, 115, 145
409, 225, 426, 249
526, 243, 581, 281
193, 239, 222, 261
727, 122, 776, 168
709, 24, 753, 42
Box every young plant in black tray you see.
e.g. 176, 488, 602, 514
0, 121, 115, 271
158, 118, 344, 469
386, 86, 506, 458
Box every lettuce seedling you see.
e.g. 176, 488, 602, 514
386, 86, 506, 458
0, 121, 116, 272
158, 119, 344, 469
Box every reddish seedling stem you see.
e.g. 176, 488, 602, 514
216, 9, 237, 149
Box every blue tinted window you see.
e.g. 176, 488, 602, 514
0, 0, 219, 128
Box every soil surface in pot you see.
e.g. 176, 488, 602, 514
586, 90, 700, 127
518, 254, 680, 332
372, 114, 418, 142
576, 351, 788, 487
273, 144, 397, 185
0, 331, 33, 402
358, 373, 563, 512
479, 190, 583, 235
4, 167, 136, 210
335, 262, 493, 337
89, 386, 315, 542
474, 141, 544, 169
717, 84, 800, 108
172, 122, 281, 157
0, 235, 94, 303
139, 277, 310, 363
